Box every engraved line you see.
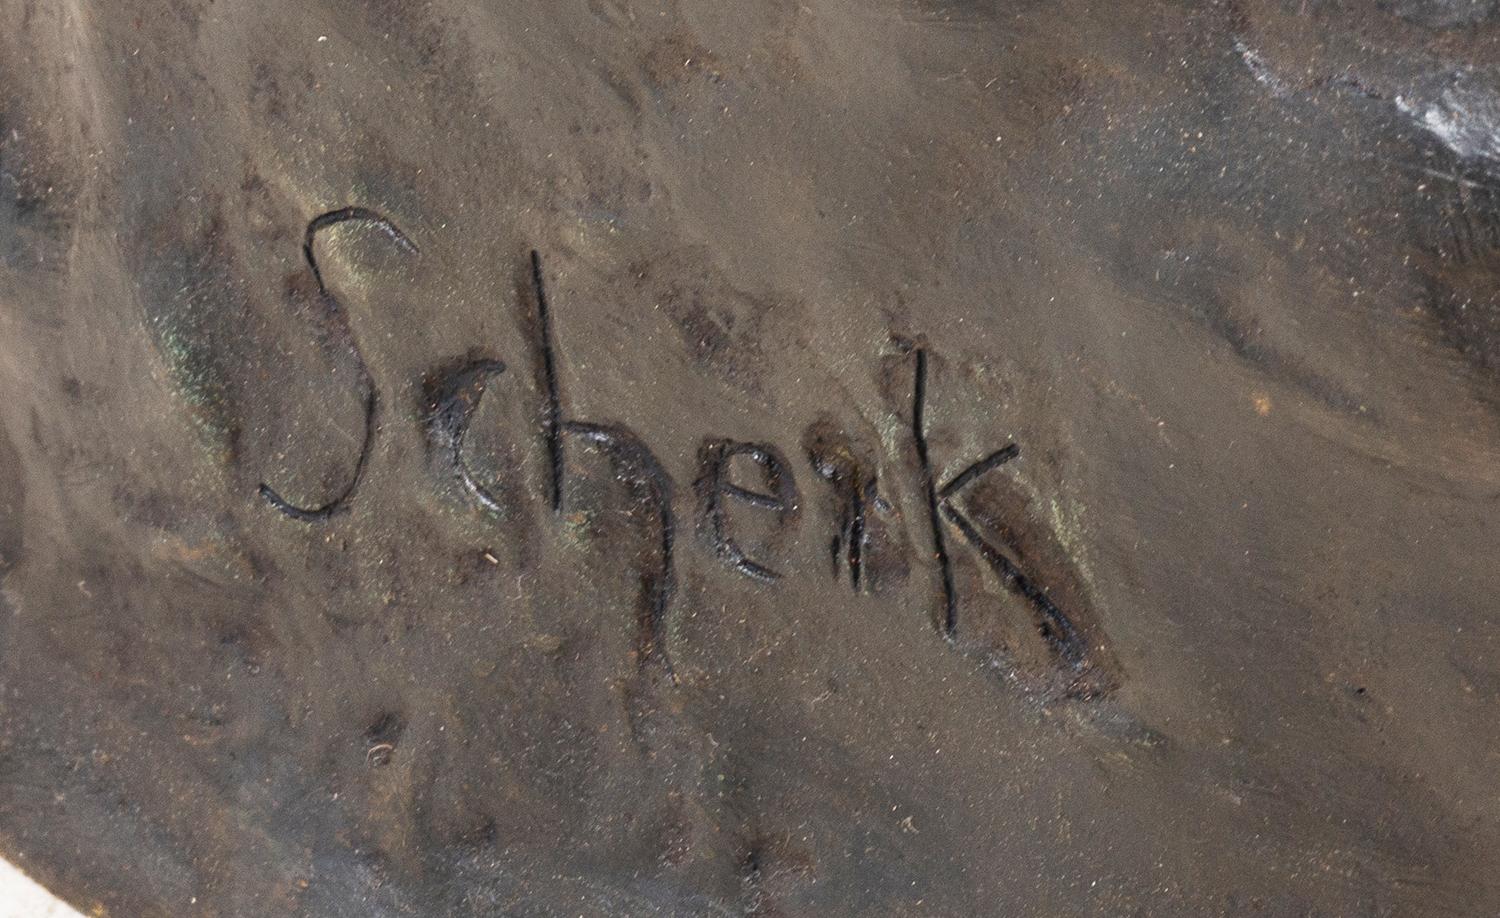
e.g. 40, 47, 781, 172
565, 421, 678, 683
258, 389, 378, 522
427, 358, 509, 514
848, 476, 866, 591
940, 502, 1088, 670
732, 557, 781, 583
807, 441, 869, 592
721, 483, 784, 510
303, 207, 418, 292
939, 443, 1020, 500
530, 250, 565, 513
696, 440, 796, 583
911, 348, 958, 637
259, 208, 417, 522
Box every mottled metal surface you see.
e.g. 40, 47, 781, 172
2, 1, 1499, 915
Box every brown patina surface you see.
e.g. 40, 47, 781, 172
2, 1, 1500, 914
